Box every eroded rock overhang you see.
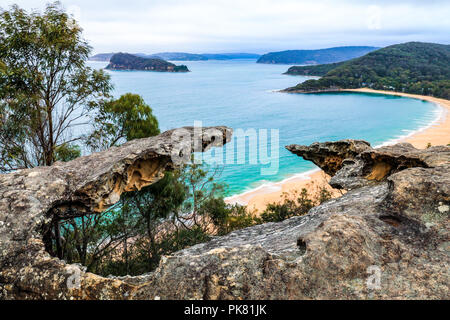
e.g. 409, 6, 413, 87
1, 136, 449, 300
0, 126, 232, 299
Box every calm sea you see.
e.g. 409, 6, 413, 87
88, 60, 440, 196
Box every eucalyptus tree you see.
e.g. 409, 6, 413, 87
0, 2, 111, 170
0, 3, 164, 267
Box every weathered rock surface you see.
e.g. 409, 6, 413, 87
133, 141, 449, 300
286, 140, 372, 176
1, 137, 449, 300
0, 126, 231, 299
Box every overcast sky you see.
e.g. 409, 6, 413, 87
2, 0, 449, 54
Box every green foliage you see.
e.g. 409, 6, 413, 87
286, 42, 450, 99
54, 143, 81, 162
179, 161, 225, 216
0, 3, 163, 170
173, 65, 190, 72
258, 187, 332, 223
0, 2, 112, 170
284, 61, 345, 76
161, 226, 211, 255
203, 198, 255, 235
86, 93, 160, 151
259, 201, 292, 223
51, 206, 139, 271
317, 187, 332, 204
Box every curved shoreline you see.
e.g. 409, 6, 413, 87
225, 89, 450, 212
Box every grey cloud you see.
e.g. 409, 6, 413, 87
2, 0, 449, 53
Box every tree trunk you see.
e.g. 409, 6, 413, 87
46, 104, 54, 166
54, 219, 63, 259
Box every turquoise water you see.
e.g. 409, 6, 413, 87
88, 60, 439, 196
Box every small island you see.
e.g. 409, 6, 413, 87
105, 53, 190, 72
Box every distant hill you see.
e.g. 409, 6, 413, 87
137, 52, 260, 61
200, 53, 261, 60
141, 52, 208, 61
91, 52, 260, 62
257, 46, 379, 64
89, 53, 115, 61
105, 53, 189, 72
283, 42, 450, 99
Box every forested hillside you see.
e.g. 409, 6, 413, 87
284, 42, 450, 99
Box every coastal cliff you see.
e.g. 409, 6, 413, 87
1, 133, 448, 299
106, 53, 189, 72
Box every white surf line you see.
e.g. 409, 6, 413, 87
374, 101, 445, 148
225, 97, 445, 206
224, 168, 320, 205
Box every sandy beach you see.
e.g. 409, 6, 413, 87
226, 88, 450, 213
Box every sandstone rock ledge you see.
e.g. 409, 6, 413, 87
1, 136, 449, 299
0, 126, 231, 299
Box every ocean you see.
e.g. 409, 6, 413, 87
88, 59, 440, 196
